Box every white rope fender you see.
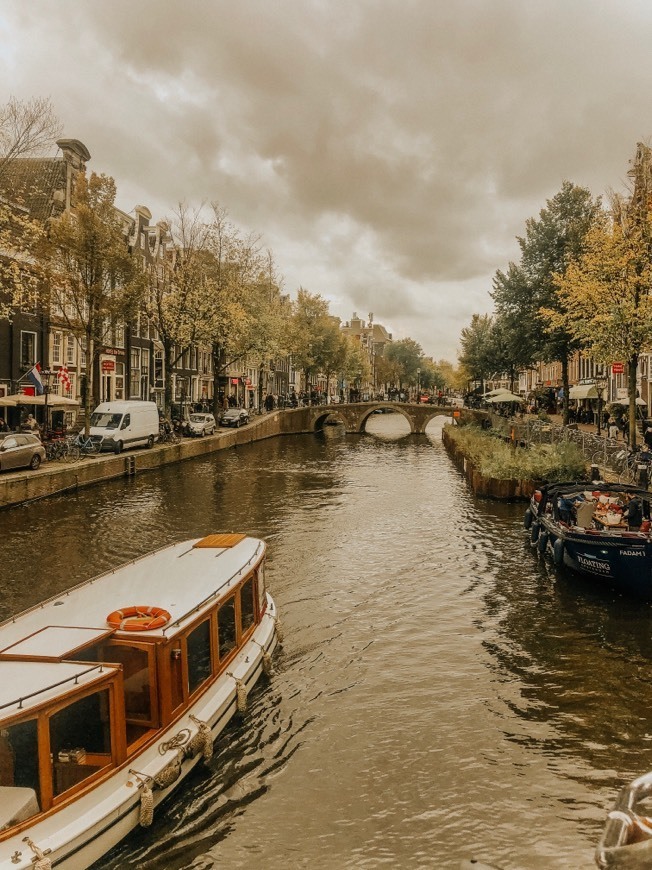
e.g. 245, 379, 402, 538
23, 836, 52, 869
262, 651, 273, 676
154, 749, 184, 789
139, 783, 154, 828
227, 672, 248, 712
189, 713, 214, 761
273, 617, 284, 643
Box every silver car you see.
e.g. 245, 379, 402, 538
186, 413, 216, 436
0, 433, 46, 471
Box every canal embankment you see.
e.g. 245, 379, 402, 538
0, 410, 303, 510
442, 426, 540, 500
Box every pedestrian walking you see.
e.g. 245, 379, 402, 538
608, 416, 619, 440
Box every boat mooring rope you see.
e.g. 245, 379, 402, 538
23, 836, 52, 869
158, 728, 191, 755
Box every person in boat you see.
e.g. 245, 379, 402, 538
623, 497, 644, 531
557, 494, 578, 524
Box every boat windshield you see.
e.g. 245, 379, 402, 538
90, 413, 123, 429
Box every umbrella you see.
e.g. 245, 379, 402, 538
610, 397, 647, 406
483, 388, 512, 397
486, 391, 525, 404
47, 395, 80, 407
0, 393, 79, 406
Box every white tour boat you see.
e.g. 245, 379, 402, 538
0, 533, 279, 869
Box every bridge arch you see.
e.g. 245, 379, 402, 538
357, 404, 416, 434
301, 402, 456, 434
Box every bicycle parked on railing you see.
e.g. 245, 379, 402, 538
158, 421, 180, 444
68, 432, 102, 461
44, 438, 69, 462
606, 446, 652, 485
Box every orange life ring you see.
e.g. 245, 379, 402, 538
106, 606, 171, 632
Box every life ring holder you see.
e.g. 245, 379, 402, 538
107, 606, 171, 632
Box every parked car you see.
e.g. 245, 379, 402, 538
186, 413, 216, 437
220, 408, 250, 428
0, 433, 46, 472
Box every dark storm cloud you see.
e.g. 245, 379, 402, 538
3, 0, 652, 357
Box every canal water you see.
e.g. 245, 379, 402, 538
1, 414, 651, 869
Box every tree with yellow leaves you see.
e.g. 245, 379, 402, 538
545, 144, 652, 446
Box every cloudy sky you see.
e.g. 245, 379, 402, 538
2, 0, 652, 361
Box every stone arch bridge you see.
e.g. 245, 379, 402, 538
278, 402, 473, 435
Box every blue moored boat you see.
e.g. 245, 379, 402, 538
524, 481, 652, 598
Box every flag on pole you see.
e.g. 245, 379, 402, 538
57, 365, 71, 394
26, 363, 44, 395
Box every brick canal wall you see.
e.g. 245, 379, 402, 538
0, 410, 314, 511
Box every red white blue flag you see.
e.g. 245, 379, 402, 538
27, 363, 44, 395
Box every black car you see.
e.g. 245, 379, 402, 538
220, 408, 249, 428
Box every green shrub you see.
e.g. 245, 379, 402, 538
446, 424, 586, 481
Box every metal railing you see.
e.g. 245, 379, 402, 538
487, 414, 636, 480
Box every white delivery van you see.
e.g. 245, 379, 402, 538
89, 400, 160, 454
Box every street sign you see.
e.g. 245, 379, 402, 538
612, 362, 625, 374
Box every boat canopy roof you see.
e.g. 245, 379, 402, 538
0, 535, 265, 656
537, 481, 650, 500
0, 660, 116, 720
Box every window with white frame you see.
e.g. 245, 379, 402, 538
114, 323, 125, 348
154, 350, 163, 384
130, 348, 141, 397
115, 363, 124, 400
52, 332, 62, 364
66, 335, 75, 365
80, 337, 87, 368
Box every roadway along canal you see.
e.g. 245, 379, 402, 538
0, 414, 647, 869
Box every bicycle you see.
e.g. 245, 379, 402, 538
158, 423, 180, 445
613, 448, 651, 485
68, 433, 102, 461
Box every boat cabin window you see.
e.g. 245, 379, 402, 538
0, 718, 40, 828
187, 619, 212, 694
240, 577, 256, 633
50, 689, 112, 798
217, 596, 237, 660
102, 642, 157, 730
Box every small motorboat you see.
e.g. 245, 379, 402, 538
596, 771, 652, 868
0, 533, 278, 869
524, 481, 652, 597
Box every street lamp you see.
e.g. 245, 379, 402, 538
41, 369, 54, 438
596, 377, 608, 436
416, 368, 421, 403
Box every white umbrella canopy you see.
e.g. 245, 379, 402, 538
46, 395, 80, 407
486, 391, 525, 404
1, 393, 79, 406
483, 388, 512, 397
